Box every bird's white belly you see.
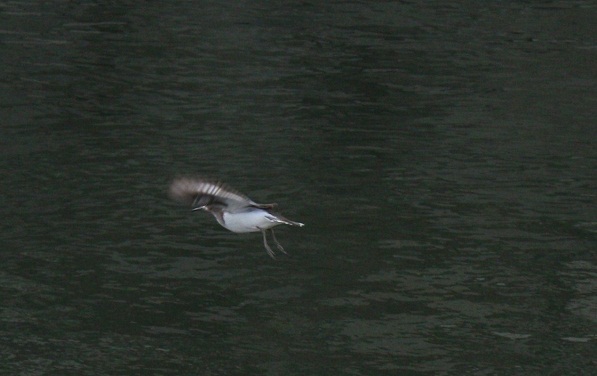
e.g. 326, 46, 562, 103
221, 211, 278, 233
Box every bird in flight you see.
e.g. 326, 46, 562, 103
169, 177, 304, 258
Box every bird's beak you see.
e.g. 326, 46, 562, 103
192, 205, 207, 211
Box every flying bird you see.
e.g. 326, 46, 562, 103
169, 177, 304, 258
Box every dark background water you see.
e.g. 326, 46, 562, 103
1, 1, 596, 375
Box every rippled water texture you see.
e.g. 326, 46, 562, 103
1, 1, 596, 375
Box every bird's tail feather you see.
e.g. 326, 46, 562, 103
269, 216, 304, 227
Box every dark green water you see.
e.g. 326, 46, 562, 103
1, 1, 595, 375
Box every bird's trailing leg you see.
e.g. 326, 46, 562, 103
270, 229, 287, 254
261, 229, 276, 259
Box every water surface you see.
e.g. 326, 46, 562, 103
1, 1, 596, 375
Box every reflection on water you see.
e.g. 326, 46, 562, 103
1, 0, 595, 374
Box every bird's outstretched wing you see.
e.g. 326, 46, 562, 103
169, 177, 275, 210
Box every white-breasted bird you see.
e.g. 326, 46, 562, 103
169, 177, 304, 258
